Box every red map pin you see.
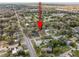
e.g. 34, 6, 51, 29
37, 2, 43, 31
37, 20, 43, 30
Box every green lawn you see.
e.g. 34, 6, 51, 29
72, 50, 79, 57
53, 46, 70, 56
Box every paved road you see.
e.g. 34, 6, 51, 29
13, 7, 37, 57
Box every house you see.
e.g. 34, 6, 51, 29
66, 40, 72, 46
0, 41, 8, 52
41, 47, 52, 52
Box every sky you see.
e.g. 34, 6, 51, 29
0, 0, 79, 3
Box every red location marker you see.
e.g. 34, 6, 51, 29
37, 20, 43, 30
37, 2, 43, 31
